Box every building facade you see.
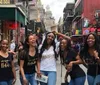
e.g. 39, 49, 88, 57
58, 17, 63, 33
63, 3, 74, 35
0, 0, 26, 43
63, 0, 100, 36
44, 5, 56, 32
17, 0, 46, 35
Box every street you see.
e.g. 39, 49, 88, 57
15, 58, 88, 85
0, 0, 100, 85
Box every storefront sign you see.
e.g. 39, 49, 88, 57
5, 21, 19, 30
0, 0, 10, 4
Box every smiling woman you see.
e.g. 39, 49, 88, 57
19, 34, 38, 85
37, 32, 58, 85
80, 33, 100, 85
0, 39, 16, 85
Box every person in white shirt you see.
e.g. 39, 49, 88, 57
37, 32, 58, 85
10, 40, 16, 52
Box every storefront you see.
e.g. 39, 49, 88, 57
0, 5, 26, 42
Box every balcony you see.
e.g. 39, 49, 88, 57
63, 3, 74, 22
73, 0, 82, 22
74, 0, 83, 19
65, 12, 74, 21
72, 12, 81, 22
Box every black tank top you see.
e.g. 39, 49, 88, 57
0, 53, 14, 81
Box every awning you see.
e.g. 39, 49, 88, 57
0, 5, 26, 25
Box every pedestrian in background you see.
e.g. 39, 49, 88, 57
19, 34, 38, 85
10, 40, 16, 52
80, 33, 100, 85
0, 39, 16, 85
59, 37, 86, 85
37, 32, 58, 85
18, 41, 24, 56
9, 40, 16, 58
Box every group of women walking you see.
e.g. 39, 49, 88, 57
0, 32, 100, 85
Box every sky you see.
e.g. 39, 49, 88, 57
41, 0, 75, 23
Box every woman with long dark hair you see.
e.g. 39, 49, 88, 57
37, 32, 58, 85
59, 37, 86, 85
0, 39, 16, 85
19, 34, 38, 85
80, 33, 100, 85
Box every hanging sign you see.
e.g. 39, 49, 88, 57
0, 0, 10, 4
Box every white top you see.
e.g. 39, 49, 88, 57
10, 42, 15, 51
40, 46, 57, 71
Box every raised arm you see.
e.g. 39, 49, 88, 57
57, 32, 71, 40
53, 31, 71, 40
